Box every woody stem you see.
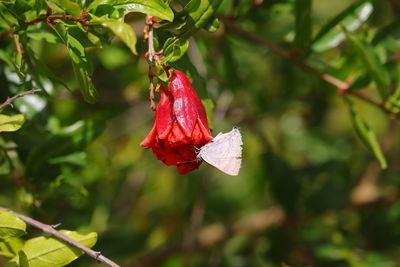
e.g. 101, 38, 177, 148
145, 15, 157, 110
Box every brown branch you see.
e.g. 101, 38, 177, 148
0, 207, 120, 267
25, 13, 89, 26
0, 89, 41, 110
145, 15, 157, 111
222, 18, 400, 119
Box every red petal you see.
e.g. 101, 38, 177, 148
197, 117, 213, 144
169, 70, 199, 136
168, 121, 189, 145
140, 121, 157, 148
156, 87, 173, 139
175, 145, 201, 174
177, 162, 200, 174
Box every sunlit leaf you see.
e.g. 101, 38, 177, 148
312, 1, 372, 52
0, 210, 26, 240
100, 19, 137, 55
0, 238, 25, 258
18, 250, 29, 267
5, 230, 97, 267
0, 114, 25, 133
89, 0, 174, 21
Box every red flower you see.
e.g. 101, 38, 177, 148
141, 69, 213, 174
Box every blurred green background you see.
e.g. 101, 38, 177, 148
2, 0, 400, 266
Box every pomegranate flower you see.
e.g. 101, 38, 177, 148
141, 69, 213, 174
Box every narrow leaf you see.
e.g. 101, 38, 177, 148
162, 37, 189, 63
6, 230, 97, 267
178, 0, 223, 38
0, 210, 26, 240
66, 32, 99, 103
344, 96, 387, 169
345, 32, 389, 100
294, 0, 312, 49
0, 114, 25, 133
312, 1, 372, 52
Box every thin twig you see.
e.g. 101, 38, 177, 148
145, 15, 157, 110
222, 19, 400, 119
25, 13, 89, 26
0, 89, 41, 110
0, 207, 120, 267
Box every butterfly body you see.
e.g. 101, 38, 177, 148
197, 127, 243, 176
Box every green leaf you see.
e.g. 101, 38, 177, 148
0, 238, 25, 258
13, 0, 34, 14
0, 147, 11, 175
89, 0, 174, 21
349, 73, 371, 90
0, 114, 25, 133
0, 3, 18, 28
0, 49, 14, 70
48, 152, 88, 166
294, 0, 312, 49
6, 230, 97, 267
204, 17, 219, 33
45, 0, 82, 17
27, 30, 60, 44
178, 0, 223, 38
18, 251, 29, 267
312, 1, 372, 52
66, 30, 99, 103
25, 120, 104, 177
162, 37, 189, 63
0, 210, 26, 240
100, 19, 137, 55
345, 32, 389, 100
344, 96, 387, 169
372, 19, 400, 45
201, 98, 214, 130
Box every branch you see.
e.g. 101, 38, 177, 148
0, 207, 120, 267
222, 19, 400, 119
144, 15, 157, 110
0, 89, 41, 110
25, 10, 89, 26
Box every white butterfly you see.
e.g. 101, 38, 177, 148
197, 127, 243, 176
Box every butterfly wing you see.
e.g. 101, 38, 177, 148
199, 128, 243, 176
